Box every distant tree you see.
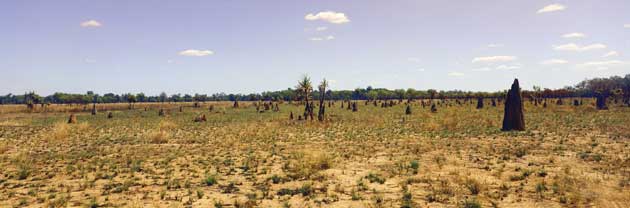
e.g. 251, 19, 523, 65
318, 79, 328, 122
125, 94, 137, 109
296, 75, 313, 119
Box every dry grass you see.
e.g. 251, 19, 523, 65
50, 122, 70, 140
0, 99, 628, 207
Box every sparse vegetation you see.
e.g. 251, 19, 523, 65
0, 89, 629, 207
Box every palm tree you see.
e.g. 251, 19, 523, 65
318, 79, 328, 122
296, 75, 313, 119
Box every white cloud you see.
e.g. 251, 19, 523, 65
80, 20, 102, 27
472, 56, 517, 63
602, 51, 619, 57
562, 33, 586, 38
179, 49, 214, 57
487, 44, 504, 48
316, 26, 328, 31
541, 59, 568, 65
624, 24, 630, 28
416, 68, 426, 72
305, 11, 350, 24
496, 65, 521, 70
576, 60, 625, 69
553, 43, 606, 52
448, 72, 465, 77
537, 4, 566, 13
84, 59, 96, 63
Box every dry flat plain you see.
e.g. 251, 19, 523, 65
0, 100, 629, 208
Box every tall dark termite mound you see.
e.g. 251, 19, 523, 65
91, 95, 98, 115
405, 105, 412, 115
107, 112, 113, 119
233, 100, 239, 108
430, 103, 437, 113
351, 102, 358, 112
476, 97, 484, 109
596, 94, 608, 110
501, 79, 525, 131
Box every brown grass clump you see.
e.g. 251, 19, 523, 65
285, 150, 334, 180
148, 130, 169, 144
158, 120, 177, 131
0, 142, 9, 154
51, 122, 70, 140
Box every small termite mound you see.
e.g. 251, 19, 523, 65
194, 114, 207, 122
68, 114, 77, 124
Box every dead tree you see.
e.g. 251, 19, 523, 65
501, 79, 525, 131
317, 80, 328, 122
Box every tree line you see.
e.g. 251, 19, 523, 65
2, 74, 629, 105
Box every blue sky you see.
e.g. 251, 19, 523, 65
2, 0, 629, 95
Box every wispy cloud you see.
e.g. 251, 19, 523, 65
316, 26, 328, 31
553, 43, 606, 52
624, 24, 630, 28
562, 33, 585, 38
496, 65, 521, 70
305, 11, 350, 24
602, 51, 619, 57
537, 4, 566, 13
487, 44, 504, 48
179, 49, 214, 57
80, 20, 102, 27
576, 60, 625, 70
541, 59, 568, 65
448, 72, 464, 77
309, 35, 335, 41
472, 67, 492, 72
472, 56, 517, 63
